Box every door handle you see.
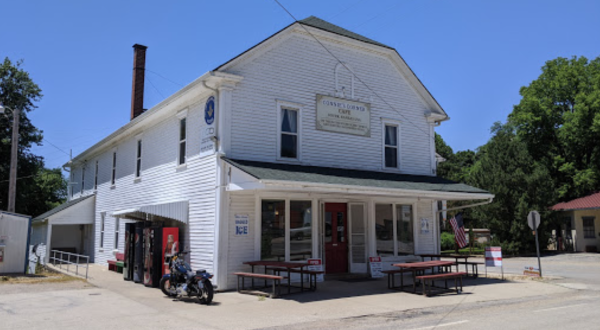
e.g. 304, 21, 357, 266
333, 244, 338, 246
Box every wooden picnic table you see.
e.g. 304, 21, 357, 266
243, 260, 310, 295
393, 260, 455, 293
417, 254, 480, 277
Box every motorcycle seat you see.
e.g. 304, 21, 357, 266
196, 270, 206, 274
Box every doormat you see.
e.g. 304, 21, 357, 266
337, 277, 378, 283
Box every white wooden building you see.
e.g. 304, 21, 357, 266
37, 17, 493, 290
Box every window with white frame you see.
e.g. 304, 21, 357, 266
100, 212, 105, 248
94, 160, 99, 190
179, 118, 187, 165
375, 203, 414, 256
114, 217, 120, 249
279, 105, 299, 160
583, 217, 596, 239
135, 139, 142, 178
111, 152, 117, 185
384, 123, 399, 168
261, 199, 312, 261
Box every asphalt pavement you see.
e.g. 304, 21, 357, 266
0, 253, 598, 330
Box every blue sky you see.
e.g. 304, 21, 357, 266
2, 0, 599, 170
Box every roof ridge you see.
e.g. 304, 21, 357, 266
298, 15, 392, 49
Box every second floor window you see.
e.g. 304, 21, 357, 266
136, 140, 142, 178
384, 124, 399, 168
179, 118, 186, 165
111, 152, 117, 185
280, 107, 298, 159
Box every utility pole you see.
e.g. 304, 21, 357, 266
1, 104, 20, 213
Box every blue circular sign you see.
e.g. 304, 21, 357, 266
205, 96, 215, 125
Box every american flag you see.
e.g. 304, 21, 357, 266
449, 213, 468, 248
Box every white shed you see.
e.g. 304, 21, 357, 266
0, 211, 31, 274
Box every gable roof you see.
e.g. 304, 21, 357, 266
214, 16, 447, 118
33, 194, 95, 223
298, 16, 392, 49
552, 192, 600, 211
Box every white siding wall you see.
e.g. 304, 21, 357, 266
70, 96, 218, 274
415, 200, 436, 255
226, 194, 256, 289
226, 33, 434, 175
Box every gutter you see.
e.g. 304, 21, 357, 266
259, 179, 494, 201
435, 198, 494, 214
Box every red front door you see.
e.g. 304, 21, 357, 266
325, 203, 348, 274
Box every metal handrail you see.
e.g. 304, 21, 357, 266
49, 249, 90, 279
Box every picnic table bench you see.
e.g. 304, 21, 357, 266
416, 272, 466, 296
234, 272, 285, 298
108, 252, 124, 273
455, 261, 484, 278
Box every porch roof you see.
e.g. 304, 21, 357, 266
223, 158, 492, 199
32, 194, 95, 224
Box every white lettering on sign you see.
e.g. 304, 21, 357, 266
316, 95, 371, 136
234, 214, 249, 236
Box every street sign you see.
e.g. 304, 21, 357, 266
527, 210, 543, 277
527, 211, 540, 230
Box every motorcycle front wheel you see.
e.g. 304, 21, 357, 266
198, 281, 214, 305
160, 277, 177, 297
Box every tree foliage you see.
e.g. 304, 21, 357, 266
509, 56, 600, 200
437, 56, 600, 252
0, 58, 66, 215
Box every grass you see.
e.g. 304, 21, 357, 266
0, 268, 84, 285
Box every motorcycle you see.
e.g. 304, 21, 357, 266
159, 252, 214, 304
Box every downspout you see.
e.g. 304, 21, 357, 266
203, 76, 227, 290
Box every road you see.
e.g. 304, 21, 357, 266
1, 253, 598, 330
261, 253, 600, 330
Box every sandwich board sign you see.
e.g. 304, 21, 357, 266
369, 256, 384, 278
485, 246, 504, 279
307, 259, 324, 282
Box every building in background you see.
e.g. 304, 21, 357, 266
552, 192, 600, 252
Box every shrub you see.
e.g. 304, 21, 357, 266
441, 232, 456, 251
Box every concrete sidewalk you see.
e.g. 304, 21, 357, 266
75, 264, 573, 330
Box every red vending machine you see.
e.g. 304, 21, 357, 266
161, 227, 179, 276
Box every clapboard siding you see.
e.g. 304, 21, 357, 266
226, 194, 256, 289
227, 33, 433, 175
416, 200, 436, 255
70, 96, 218, 272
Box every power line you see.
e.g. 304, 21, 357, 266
351, 2, 401, 29
272, 0, 432, 138
146, 75, 166, 100
146, 69, 185, 87
43, 139, 70, 157
327, 0, 367, 20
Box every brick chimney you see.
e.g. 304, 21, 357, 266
131, 44, 147, 120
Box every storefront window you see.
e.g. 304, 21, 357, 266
290, 201, 312, 261
261, 200, 285, 261
375, 204, 394, 256
397, 205, 414, 255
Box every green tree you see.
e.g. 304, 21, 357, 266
0, 58, 66, 215
470, 122, 556, 252
509, 56, 600, 200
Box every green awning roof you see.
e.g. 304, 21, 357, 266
223, 158, 490, 196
